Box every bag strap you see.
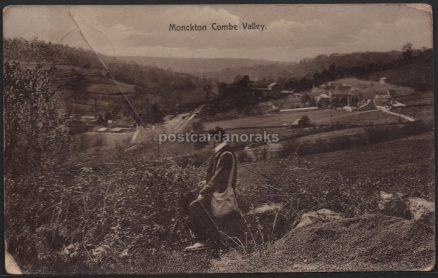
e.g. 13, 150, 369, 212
219, 151, 236, 191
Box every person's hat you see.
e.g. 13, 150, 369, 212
208, 126, 226, 142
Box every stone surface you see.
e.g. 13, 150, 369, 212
406, 197, 434, 221
378, 191, 434, 221
294, 209, 343, 229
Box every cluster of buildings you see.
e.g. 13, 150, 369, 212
253, 78, 401, 112
313, 82, 361, 109
312, 78, 404, 111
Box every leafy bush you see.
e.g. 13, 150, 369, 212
4, 61, 70, 178
5, 61, 73, 272
300, 115, 311, 127
174, 149, 211, 168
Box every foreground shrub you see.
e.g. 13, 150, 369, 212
4, 61, 70, 179
5, 61, 72, 272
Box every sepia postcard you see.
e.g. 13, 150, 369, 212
3, 4, 435, 274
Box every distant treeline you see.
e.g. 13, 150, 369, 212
207, 45, 433, 91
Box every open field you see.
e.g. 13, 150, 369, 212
393, 90, 433, 105
205, 109, 406, 130
393, 105, 434, 123
205, 108, 410, 148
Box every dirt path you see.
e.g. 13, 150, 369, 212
376, 106, 415, 122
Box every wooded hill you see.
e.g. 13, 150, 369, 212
3, 38, 210, 122
203, 48, 433, 91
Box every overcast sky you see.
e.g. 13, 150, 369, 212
4, 4, 433, 61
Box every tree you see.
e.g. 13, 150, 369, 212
4, 61, 69, 179
218, 82, 229, 98
313, 72, 322, 85
233, 75, 255, 106
301, 94, 312, 104
402, 43, 413, 60
300, 115, 311, 127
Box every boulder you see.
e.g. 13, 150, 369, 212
378, 191, 434, 221
406, 197, 434, 221
294, 209, 343, 229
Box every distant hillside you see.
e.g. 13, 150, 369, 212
202, 49, 433, 91
116, 56, 276, 74
3, 38, 209, 122
201, 51, 399, 81
51, 64, 162, 121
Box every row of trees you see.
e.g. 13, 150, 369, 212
217, 44, 432, 102
207, 43, 432, 88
